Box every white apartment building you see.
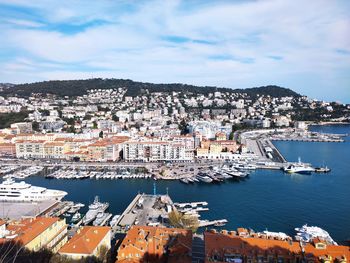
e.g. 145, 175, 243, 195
16, 140, 45, 159
123, 141, 193, 162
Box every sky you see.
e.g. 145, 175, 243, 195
0, 0, 349, 102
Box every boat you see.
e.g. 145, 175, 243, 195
109, 215, 120, 227
93, 212, 112, 226
82, 196, 109, 225
295, 224, 337, 245
283, 164, 314, 174
71, 212, 82, 223
187, 177, 195, 183
314, 166, 331, 173
196, 174, 213, 183
180, 178, 189, 184
0, 178, 67, 202
214, 221, 226, 227
283, 158, 314, 174
68, 203, 85, 213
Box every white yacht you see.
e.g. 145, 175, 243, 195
0, 178, 67, 202
295, 224, 337, 245
82, 196, 109, 225
283, 158, 314, 175
283, 164, 314, 174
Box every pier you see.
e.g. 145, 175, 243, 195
0, 200, 58, 220
174, 201, 208, 208
271, 137, 344, 142
47, 201, 73, 217
199, 219, 228, 227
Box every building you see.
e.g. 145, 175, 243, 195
10, 122, 33, 134
215, 132, 227, 141
58, 226, 111, 260
123, 141, 192, 162
87, 136, 129, 162
116, 226, 192, 263
0, 217, 67, 253
294, 121, 307, 130
15, 140, 45, 159
43, 141, 65, 159
204, 229, 350, 263
0, 143, 16, 156
303, 238, 349, 263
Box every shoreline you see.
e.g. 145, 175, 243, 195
309, 121, 350, 126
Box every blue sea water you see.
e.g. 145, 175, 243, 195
24, 125, 350, 243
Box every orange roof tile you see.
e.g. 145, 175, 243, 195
6, 217, 60, 246
117, 226, 192, 263
59, 226, 110, 255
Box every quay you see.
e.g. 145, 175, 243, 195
47, 201, 73, 217
174, 201, 208, 208
199, 219, 228, 227
111, 193, 227, 235
0, 200, 58, 220
271, 137, 344, 142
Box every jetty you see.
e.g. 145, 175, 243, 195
199, 219, 228, 227
174, 201, 208, 208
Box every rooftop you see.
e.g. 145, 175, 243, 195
59, 226, 110, 255
4, 217, 60, 245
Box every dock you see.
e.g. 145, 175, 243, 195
0, 200, 59, 220
47, 201, 73, 217
199, 219, 228, 227
174, 201, 208, 208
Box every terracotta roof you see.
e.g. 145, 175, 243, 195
0, 143, 15, 147
44, 142, 65, 146
16, 140, 46, 144
59, 226, 110, 255
204, 230, 350, 262
6, 217, 60, 246
116, 226, 192, 263
205, 231, 301, 260
304, 243, 350, 260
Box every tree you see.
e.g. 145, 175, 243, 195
229, 131, 234, 140
112, 115, 119, 122
63, 117, 75, 126
93, 121, 98, 129
99, 131, 104, 138
66, 125, 75, 133
0, 111, 30, 129
168, 210, 199, 233
32, 121, 40, 132
57, 109, 63, 118
178, 119, 189, 135
39, 109, 50, 116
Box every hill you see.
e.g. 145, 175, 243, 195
0, 78, 301, 98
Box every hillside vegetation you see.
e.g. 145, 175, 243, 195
0, 78, 301, 98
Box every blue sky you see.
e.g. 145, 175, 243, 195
0, 0, 349, 102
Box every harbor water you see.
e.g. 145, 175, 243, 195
24, 125, 350, 243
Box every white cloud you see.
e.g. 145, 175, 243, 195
0, 0, 349, 101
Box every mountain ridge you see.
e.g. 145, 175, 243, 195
0, 78, 301, 98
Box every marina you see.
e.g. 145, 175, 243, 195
0, 125, 348, 243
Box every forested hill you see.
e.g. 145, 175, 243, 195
0, 78, 301, 98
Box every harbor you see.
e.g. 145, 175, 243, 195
2, 126, 342, 183
0, 125, 348, 243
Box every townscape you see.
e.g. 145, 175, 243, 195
1, 0, 350, 260
0, 80, 349, 263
